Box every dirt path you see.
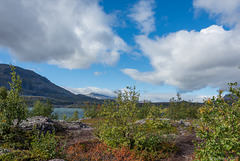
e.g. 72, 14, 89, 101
64, 127, 97, 146
170, 133, 197, 161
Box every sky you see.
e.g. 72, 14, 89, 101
0, 0, 240, 102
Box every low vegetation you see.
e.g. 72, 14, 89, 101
164, 92, 200, 120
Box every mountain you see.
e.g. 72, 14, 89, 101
87, 92, 115, 100
223, 94, 238, 102
0, 64, 100, 106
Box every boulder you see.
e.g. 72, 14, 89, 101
0, 148, 11, 155
53, 120, 88, 131
16, 116, 55, 135
15, 116, 89, 134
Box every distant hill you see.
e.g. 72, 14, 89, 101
0, 64, 101, 106
87, 92, 115, 100
223, 94, 238, 102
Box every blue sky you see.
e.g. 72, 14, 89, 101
1, 0, 240, 102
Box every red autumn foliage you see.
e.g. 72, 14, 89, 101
66, 141, 146, 161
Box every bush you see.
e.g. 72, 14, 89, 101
0, 130, 62, 161
30, 131, 60, 160
137, 101, 164, 120
164, 93, 199, 120
84, 102, 101, 118
61, 110, 79, 121
29, 100, 58, 119
95, 86, 176, 158
195, 82, 240, 160
0, 86, 7, 99
0, 65, 27, 134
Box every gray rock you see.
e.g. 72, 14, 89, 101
135, 119, 147, 125
176, 120, 192, 127
0, 148, 11, 155
16, 116, 55, 135
53, 120, 88, 131
14, 116, 95, 134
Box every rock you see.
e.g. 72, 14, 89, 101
135, 119, 147, 125
183, 122, 192, 127
53, 120, 89, 131
176, 120, 192, 127
0, 148, 11, 155
14, 116, 90, 134
16, 116, 55, 135
48, 159, 65, 161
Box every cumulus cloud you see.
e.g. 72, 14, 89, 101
129, 0, 156, 35
64, 86, 115, 97
122, 25, 240, 92
122, 0, 240, 92
0, 0, 127, 69
193, 0, 240, 27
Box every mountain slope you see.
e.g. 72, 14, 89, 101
87, 92, 115, 100
0, 64, 99, 105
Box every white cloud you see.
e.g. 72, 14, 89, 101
141, 92, 212, 103
64, 86, 116, 97
94, 71, 103, 76
193, 0, 240, 27
129, 0, 156, 35
122, 0, 240, 92
122, 25, 240, 92
0, 0, 127, 69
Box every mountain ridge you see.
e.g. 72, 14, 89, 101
0, 64, 101, 106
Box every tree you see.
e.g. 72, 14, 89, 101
0, 65, 27, 133
31, 100, 54, 118
96, 86, 173, 154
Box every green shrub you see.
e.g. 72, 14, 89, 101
73, 110, 78, 121
96, 86, 176, 158
0, 86, 7, 99
84, 102, 101, 118
137, 101, 164, 120
61, 110, 79, 121
29, 100, 58, 119
0, 65, 27, 134
195, 82, 240, 160
164, 93, 199, 120
30, 131, 60, 160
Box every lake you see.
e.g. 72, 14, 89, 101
53, 107, 85, 119
29, 107, 85, 119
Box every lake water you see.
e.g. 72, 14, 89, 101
29, 107, 85, 119
53, 107, 85, 119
